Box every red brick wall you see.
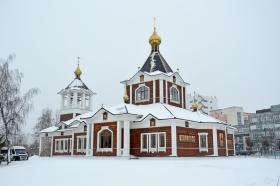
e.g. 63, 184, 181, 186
177, 127, 213, 156
73, 132, 86, 155
126, 85, 130, 103
93, 122, 117, 156
132, 81, 154, 105
130, 127, 172, 157
60, 113, 73, 122
167, 82, 183, 108
217, 130, 226, 156
52, 135, 72, 156
155, 80, 160, 103
227, 134, 234, 156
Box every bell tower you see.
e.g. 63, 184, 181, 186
58, 58, 96, 122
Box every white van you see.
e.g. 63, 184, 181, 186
0, 146, 29, 161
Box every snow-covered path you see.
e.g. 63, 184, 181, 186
0, 156, 279, 186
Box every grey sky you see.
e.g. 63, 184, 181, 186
1, 0, 279, 133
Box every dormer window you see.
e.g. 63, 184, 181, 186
170, 86, 180, 103
140, 75, 144, 82
103, 112, 108, 120
173, 76, 176, 83
84, 125, 87, 132
150, 118, 156, 127
135, 85, 150, 102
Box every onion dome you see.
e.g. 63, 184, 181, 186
74, 64, 82, 79
192, 103, 198, 112
149, 28, 161, 46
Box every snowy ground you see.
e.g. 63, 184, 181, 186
0, 156, 280, 186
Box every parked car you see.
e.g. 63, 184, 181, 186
0, 146, 29, 161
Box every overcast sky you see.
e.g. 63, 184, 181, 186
1, 0, 279, 133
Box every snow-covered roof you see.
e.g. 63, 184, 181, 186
65, 78, 89, 90
40, 126, 59, 133
85, 103, 226, 124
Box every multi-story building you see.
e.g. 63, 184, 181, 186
249, 104, 280, 151
187, 94, 218, 114
210, 106, 244, 126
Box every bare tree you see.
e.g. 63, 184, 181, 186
32, 108, 54, 155
0, 54, 39, 164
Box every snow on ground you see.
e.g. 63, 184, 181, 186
0, 156, 280, 186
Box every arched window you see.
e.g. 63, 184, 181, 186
136, 86, 149, 102
150, 118, 156, 127
170, 87, 180, 102
99, 129, 112, 149
103, 112, 108, 120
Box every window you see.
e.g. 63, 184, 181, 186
219, 133, 224, 147
140, 75, 144, 82
170, 87, 180, 102
237, 112, 242, 125
70, 93, 74, 105
63, 94, 68, 106
45, 133, 48, 137
140, 132, 166, 152
173, 76, 176, 83
77, 136, 87, 153
179, 134, 195, 143
150, 118, 156, 127
84, 125, 87, 132
85, 94, 90, 107
77, 93, 82, 107
135, 85, 149, 102
198, 133, 208, 152
185, 121, 189, 128
61, 132, 64, 136
55, 139, 70, 153
98, 129, 113, 152
227, 139, 233, 147
103, 112, 108, 120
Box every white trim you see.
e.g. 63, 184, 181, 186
212, 128, 218, 156
123, 121, 130, 156
160, 79, 164, 103
54, 138, 70, 153
153, 80, 156, 103
135, 84, 150, 103
198, 132, 208, 152
97, 127, 113, 152
171, 123, 177, 156
116, 121, 122, 156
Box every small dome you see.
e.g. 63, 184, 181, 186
192, 103, 198, 111
149, 28, 161, 46
74, 64, 82, 79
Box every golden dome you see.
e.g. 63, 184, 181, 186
192, 103, 198, 111
123, 94, 129, 103
74, 64, 82, 79
149, 28, 161, 46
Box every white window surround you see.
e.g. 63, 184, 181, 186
198, 133, 208, 152
76, 135, 87, 153
97, 127, 113, 152
140, 132, 166, 153
169, 86, 180, 104
135, 84, 150, 103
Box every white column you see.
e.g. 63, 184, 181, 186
39, 136, 42, 156
86, 124, 91, 156
153, 80, 156, 103
71, 132, 74, 156
212, 127, 218, 156
181, 85, 184, 108
117, 121, 122, 156
233, 131, 236, 156
225, 126, 228, 156
160, 79, 164, 103
82, 93, 85, 109
91, 123, 94, 156
171, 121, 177, 156
130, 85, 132, 104
60, 94, 64, 110
50, 136, 53, 157
123, 121, 130, 157
68, 93, 71, 108
165, 80, 168, 103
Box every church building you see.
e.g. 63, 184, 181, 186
39, 25, 235, 157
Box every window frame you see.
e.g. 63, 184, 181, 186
198, 133, 208, 152
135, 85, 150, 103
140, 132, 166, 153
169, 86, 180, 104
76, 135, 87, 153
97, 128, 113, 152
54, 139, 70, 153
